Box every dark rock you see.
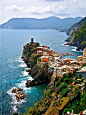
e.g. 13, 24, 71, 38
15, 92, 25, 101
12, 87, 25, 101
26, 69, 31, 72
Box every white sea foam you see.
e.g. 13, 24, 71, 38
71, 46, 83, 52
61, 42, 69, 46
17, 81, 32, 93
61, 43, 64, 46
16, 76, 33, 91
12, 105, 18, 112
22, 70, 29, 76
18, 63, 27, 67
7, 87, 26, 105
7, 87, 16, 96
18, 58, 27, 67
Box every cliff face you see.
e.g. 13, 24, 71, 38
66, 17, 86, 50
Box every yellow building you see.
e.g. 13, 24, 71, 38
83, 48, 86, 57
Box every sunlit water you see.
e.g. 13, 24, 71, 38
0, 29, 82, 115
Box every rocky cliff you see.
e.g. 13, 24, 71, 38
65, 17, 86, 51
21, 41, 51, 87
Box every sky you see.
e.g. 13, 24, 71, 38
0, 0, 86, 24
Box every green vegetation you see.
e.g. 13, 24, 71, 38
73, 22, 86, 48
81, 64, 86, 68
23, 71, 86, 115
23, 42, 39, 55
36, 43, 40, 46
38, 58, 41, 62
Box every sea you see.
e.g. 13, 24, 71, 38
0, 29, 83, 115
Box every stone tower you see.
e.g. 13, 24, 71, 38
31, 38, 34, 44
83, 48, 86, 57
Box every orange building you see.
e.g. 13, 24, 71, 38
63, 59, 70, 65
42, 57, 49, 62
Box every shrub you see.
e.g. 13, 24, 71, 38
36, 43, 40, 46
44, 88, 53, 97
26, 52, 29, 56
63, 78, 73, 84
79, 74, 82, 79
38, 58, 41, 62
55, 80, 60, 87
60, 89, 69, 99
27, 107, 35, 113
35, 109, 41, 115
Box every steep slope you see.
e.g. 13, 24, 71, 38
67, 17, 86, 36
0, 16, 82, 31
65, 17, 86, 50
22, 72, 86, 115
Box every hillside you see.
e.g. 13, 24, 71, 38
0, 17, 82, 31
21, 72, 86, 115
67, 17, 86, 36
65, 17, 86, 51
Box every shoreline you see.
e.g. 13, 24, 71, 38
22, 39, 86, 115
62, 41, 83, 52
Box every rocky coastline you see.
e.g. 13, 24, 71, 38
21, 38, 74, 88
21, 39, 52, 87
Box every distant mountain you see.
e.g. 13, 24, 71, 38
65, 17, 86, 51
0, 16, 82, 31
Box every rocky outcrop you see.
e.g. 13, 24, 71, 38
22, 41, 51, 87
12, 87, 26, 101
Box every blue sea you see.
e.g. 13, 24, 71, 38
0, 29, 82, 115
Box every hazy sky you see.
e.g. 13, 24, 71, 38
0, 0, 86, 24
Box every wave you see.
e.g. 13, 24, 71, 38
10, 105, 18, 114
8, 56, 27, 68
21, 70, 29, 76
61, 42, 69, 46
18, 63, 27, 67
71, 46, 83, 52
18, 57, 27, 67
7, 87, 26, 113
16, 76, 33, 90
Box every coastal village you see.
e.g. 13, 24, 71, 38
20, 38, 86, 115
36, 38, 86, 81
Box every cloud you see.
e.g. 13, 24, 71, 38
26, 6, 52, 14
26, 5, 66, 15
5, 5, 25, 12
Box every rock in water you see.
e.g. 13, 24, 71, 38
12, 87, 25, 101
